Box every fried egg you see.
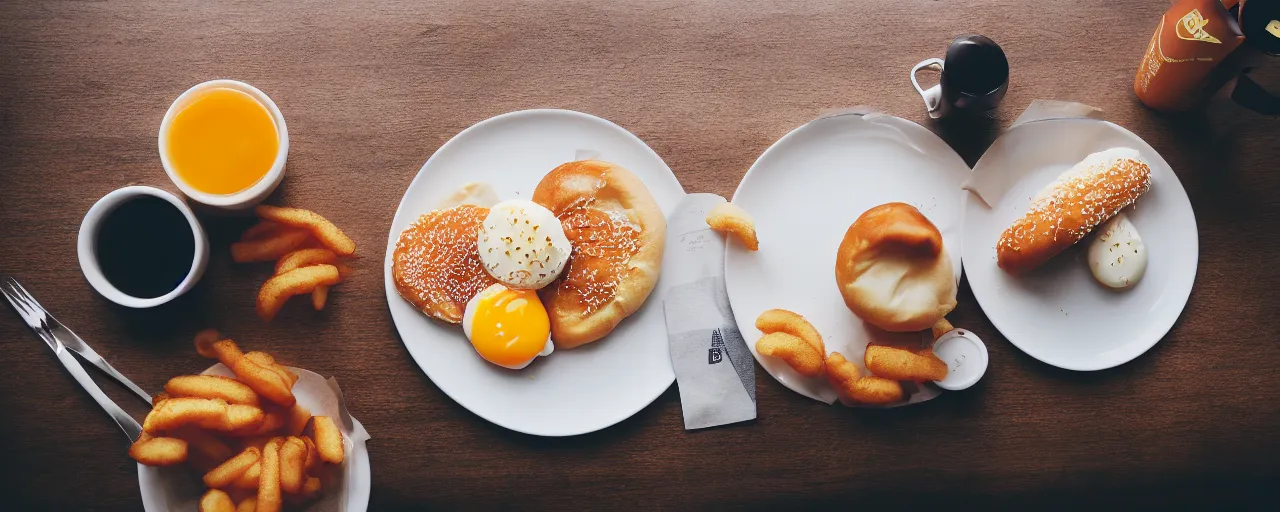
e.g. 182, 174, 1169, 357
462, 283, 554, 369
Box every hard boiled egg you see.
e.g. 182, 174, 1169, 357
462, 283, 554, 369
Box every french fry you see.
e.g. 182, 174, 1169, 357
825, 352, 905, 405
312, 285, 329, 310
231, 353, 295, 408
194, 329, 222, 358
932, 318, 954, 341
278, 437, 308, 494
285, 476, 322, 507
706, 201, 759, 250
166, 375, 260, 406
152, 392, 171, 408
129, 433, 189, 466
171, 426, 236, 464
204, 447, 261, 489
208, 339, 246, 369
142, 398, 265, 433
257, 438, 284, 512
244, 351, 299, 388
200, 489, 236, 512
755, 309, 825, 354
311, 416, 345, 464
143, 398, 228, 433
256, 265, 342, 321
254, 205, 356, 256
755, 332, 824, 377
233, 461, 262, 490
229, 405, 287, 437
237, 497, 258, 512
864, 345, 949, 382
300, 436, 319, 471
286, 404, 311, 437
231, 229, 311, 263
241, 221, 285, 241
299, 476, 321, 499
225, 404, 267, 431
274, 248, 338, 276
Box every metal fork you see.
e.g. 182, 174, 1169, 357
3, 277, 151, 403
2, 277, 144, 441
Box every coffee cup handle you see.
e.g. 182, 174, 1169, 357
911, 58, 945, 117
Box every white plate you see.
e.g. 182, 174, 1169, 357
139, 365, 371, 511
725, 113, 970, 404
383, 109, 684, 436
962, 118, 1198, 371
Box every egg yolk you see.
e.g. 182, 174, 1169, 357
470, 287, 550, 367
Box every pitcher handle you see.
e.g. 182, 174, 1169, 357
911, 58, 945, 116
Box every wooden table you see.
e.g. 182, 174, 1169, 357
3, 1, 1278, 509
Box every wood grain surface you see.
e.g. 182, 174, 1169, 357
2, 0, 1279, 509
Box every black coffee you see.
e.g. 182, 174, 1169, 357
95, 195, 195, 298
943, 36, 1010, 95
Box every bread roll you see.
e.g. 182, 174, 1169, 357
532, 160, 666, 348
997, 148, 1151, 274
835, 203, 957, 332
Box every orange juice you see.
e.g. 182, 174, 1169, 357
166, 88, 279, 195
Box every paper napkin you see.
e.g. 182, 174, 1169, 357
662, 193, 756, 430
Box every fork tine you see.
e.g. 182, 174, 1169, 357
5, 280, 43, 321
0, 281, 28, 313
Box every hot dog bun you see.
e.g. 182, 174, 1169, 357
532, 160, 666, 348
997, 148, 1152, 274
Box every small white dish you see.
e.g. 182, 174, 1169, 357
158, 79, 289, 210
77, 186, 209, 308
725, 112, 970, 405
138, 365, 371, 512
383, 109, 684, 436
932, 329, 988, 390
961, 118, 1198, 371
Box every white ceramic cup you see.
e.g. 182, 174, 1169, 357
158, 79, 289, 210
78, 186, 209, 308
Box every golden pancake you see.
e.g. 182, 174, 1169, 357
393, 205, 497, 323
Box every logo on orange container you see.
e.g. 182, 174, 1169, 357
1176, 9, 1222, 44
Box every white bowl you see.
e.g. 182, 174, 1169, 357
77, 186, 209, 308
158, 79, 289, 210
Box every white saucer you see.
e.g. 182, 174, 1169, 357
383, 109, 684, 436
725, 112, 970, 404
961, 118, 1198, 371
